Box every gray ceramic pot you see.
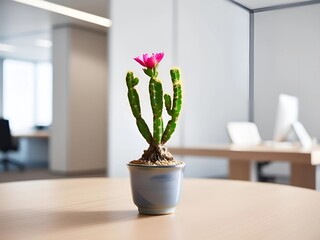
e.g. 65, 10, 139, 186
127, 162, 186, 215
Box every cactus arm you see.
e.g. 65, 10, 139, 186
149, 77, 164, 144
162, 68, 182, 144
136, 119, 152, 144
164, 94, 172, 116
170, 68, 182, 118
126, 72, 152, 144
163, 120, 176, 142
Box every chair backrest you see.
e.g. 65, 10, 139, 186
227, 122, 262, 146
0, 118, 13, 151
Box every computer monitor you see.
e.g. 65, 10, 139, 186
273, 94, 298, 142
292, 121, 313, 148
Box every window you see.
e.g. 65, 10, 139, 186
35, 62, 52, 126
3, 59, 52, 131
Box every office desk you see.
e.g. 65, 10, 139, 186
11, 130, 49, 164
169, 144, 320, 190
1, 178, 320, 240
12, 130, 49, 139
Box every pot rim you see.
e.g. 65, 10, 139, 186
127, 161, 185, 169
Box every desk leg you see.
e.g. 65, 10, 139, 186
291, 163, 315, 190
229, 160, 256, 181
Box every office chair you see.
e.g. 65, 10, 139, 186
0, 118, 24, 171
227, 122, 274, 182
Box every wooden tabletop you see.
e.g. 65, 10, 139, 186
1, 178, 320, 240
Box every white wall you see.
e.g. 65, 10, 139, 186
108, 0, 175, 177
177, 0, 249, 177
51, 26, 107, 173
108, 0, 249, 177
51, 27, 69, 171
254, 5, 320, 141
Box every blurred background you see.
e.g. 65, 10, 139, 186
0, 0, 320, 184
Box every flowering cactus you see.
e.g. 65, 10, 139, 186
126, 52, 182, 162
134, 52, 164, 69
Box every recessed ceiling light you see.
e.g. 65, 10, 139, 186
0, 43, 15, 52
13, 0, 112, 28
35, 39, 52, 48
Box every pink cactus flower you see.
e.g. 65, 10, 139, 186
134, 52, 164, 69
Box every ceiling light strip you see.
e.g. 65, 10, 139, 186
13, 0, 112, 27
35, 39, 52, 48
0, 43, 16, 52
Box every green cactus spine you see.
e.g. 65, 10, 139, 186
126, 72, 152, 144
162, 68, 182, 144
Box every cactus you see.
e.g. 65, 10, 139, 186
127, 52, 182, 163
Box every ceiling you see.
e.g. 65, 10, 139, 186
0, 0, 109, 62
233, 0, 316, 10
0, 0, 317, 62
